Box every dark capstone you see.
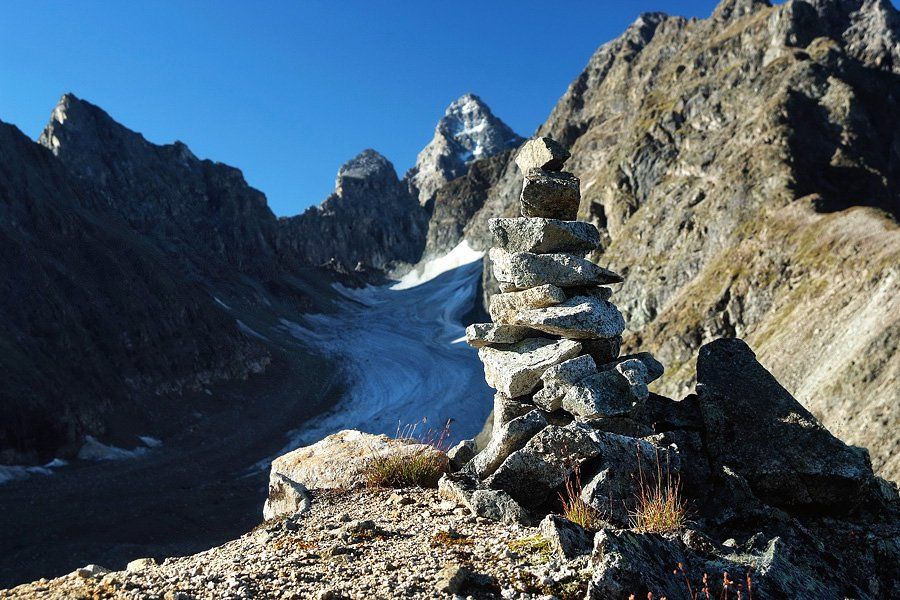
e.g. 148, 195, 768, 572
520, 169, 580, 220
581, 336, 622, 365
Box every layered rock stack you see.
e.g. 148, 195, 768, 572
447, 137, 671, 525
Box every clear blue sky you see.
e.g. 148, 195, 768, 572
1, 1, 725, 216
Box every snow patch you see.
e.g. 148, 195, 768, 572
213, 296, 231, 310
0, 459, 68, 486
237, 319, 270, 341
138, 436, 163, 448
391, 240, 483, 290
77, 436, 158, 461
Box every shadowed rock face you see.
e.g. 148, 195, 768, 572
457, 0, 899, 480
0, 120, 266, 464
38, 94, 282, 280
277, 149, 428, 273
696, 338, 872, 508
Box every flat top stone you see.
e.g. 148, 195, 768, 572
515, 137, 570, 173
489, 217, 601, 255
478, 338, 582, 398
489, 284, 566, 323
490, 248, 623, 290
465, 323, 534, 348
512, 295, 627, 340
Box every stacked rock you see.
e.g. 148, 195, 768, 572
444, 137, 671, 526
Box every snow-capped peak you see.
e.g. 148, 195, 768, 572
408, 93, 522, 206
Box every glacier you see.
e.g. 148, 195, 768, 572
272, 245, 492, 458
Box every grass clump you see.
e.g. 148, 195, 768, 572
364, 449, 446, 488
629, 448, 687, 534
430, 531, 473, 547
364, 418, 451, 489
558, 467, 606, 531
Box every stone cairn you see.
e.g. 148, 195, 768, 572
441, 136, 671, 529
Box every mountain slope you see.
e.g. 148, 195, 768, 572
463, 0, 899, 479
0, 120, 267, 464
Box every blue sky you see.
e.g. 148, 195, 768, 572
1, 1, 726, 216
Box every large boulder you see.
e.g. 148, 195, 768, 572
587, 525, 880, 600
489, 217, 601, 254
490, 248, 623, 290
478, 338, 582, 397
264, 430, 447, 520
696, 338, 874, 509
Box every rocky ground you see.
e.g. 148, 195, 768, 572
2, 488, 592, 600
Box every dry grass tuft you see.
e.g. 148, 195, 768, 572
364, 449, 446, 488
364, 418, 451, 489
558, 466, 606, 531
629, 447, 687, 534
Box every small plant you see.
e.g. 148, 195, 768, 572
629, 446, 687, 534
364, 448, 446, 488
430, 530, 473, 547
507, 534, 553, 562
558, 466, 606, 531
364, 418, 451, 488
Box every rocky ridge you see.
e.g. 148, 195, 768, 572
457, 0, 899, 481
0, 118, 269, 465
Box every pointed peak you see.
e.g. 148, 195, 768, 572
339, 149, 393, 177
409, 93, 522, 205
334, 149, 398, 192
446, 92, 488, 112
49, 93, 107, 124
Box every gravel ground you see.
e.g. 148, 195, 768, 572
2, 488, 591, 599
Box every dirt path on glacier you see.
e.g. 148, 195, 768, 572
0, 258, 491, 588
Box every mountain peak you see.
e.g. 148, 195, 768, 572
332, 149, 402, 200
408, 94, 522, 206
338, 149, 393, 180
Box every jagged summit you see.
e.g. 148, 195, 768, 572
278, 146, 426, 272
335, 148, 397, 193
408, 93, 523, 206
39, 93, 146, 156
